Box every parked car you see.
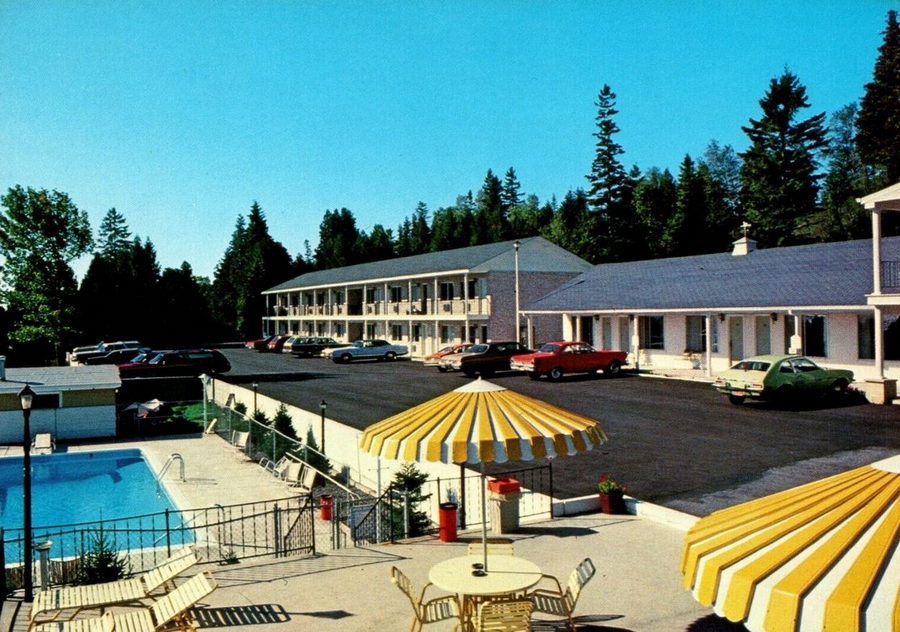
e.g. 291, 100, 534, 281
118, 349, 231, 378
83, 347, 152, 365
423, 343, 474, 369
281, 336, 304, 353
326, 339, 409, 363
266, 335, 292, 352
291, 337, 340, 357
439, 341, 531, 377
245, 335, 276, 351
713, 354, 854, 405
72, 340, 142, 364
510, 341, 627, 380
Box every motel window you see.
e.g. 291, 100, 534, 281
33, 393, 61, 409
685, 316, 706, 353
440, 325, 454, 344
440, 282, 455, 301
391, 324, 403, 340
334, 324, 344, 337
412, 325, 421, 342
390, 286, 403, 302
803, 315, 827, 357
858, 315, 875, 360
638, 316, 665, 350
365, 288, 378, 303
332, 291, 344, 305
366, 324, 377, 338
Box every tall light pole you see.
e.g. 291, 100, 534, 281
514, 240, 521, 344
252, 382, 259, 415
319, 400, 327, 453
19, 384, 35, 602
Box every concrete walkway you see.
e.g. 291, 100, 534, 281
3, 434, 742, 631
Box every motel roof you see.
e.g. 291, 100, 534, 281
524, 237, 897, 314
0, 365, 121, 395
264, 236, 592, 293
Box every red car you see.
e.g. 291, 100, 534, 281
266, 335, 291, 352
119, 349, 231, 378
510, 341, 627, 381
245, 335, 275, 351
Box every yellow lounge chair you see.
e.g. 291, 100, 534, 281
30, 548, 198, 626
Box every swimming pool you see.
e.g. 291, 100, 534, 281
0, 448, 186, 546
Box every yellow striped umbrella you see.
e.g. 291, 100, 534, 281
359, 378, 607, 464
681, 454, 900, 632
360, 378, 606, 570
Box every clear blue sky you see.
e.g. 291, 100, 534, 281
0, 1, 892, 279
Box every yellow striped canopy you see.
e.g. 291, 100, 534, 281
681, 454, 900, 632
359, 379, 607, 464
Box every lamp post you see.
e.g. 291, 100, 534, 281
252, 382, 259, 415
319, 400, 327, 454
513, 240, 521, 344
199, 374, 209, 427
19, 384, 35, 602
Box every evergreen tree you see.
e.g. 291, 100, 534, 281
507, 194, 543, 238
358, 224, 395, 262
314, 208, 361, 268
97, 208, 132, 259
631, 168, 677, 259
585, 85, 634, 261
0, 186, 92, 363
667, 156, 711, 255
473, 169, 506, 243
739, 69, 828, 247
702, 141, 742, 219
540, 190, 596, 262
157, 262, 219, 347
698, 163, 740, 252
501, 167, 522, 209
409, 202, 431, 254
212, 203, 292, 338
857, 10, 900, 183
813, 104, 876, 240
429, 207, 463, 251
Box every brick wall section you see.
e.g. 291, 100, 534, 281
488, 271, 581, 342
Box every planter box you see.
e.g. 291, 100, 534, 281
488, 477, 521, 494
598, 490, 626, 514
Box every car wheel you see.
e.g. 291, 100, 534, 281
774, 385, 793, 403
728, 394, 746, 405
339, 353, 352, 364
527, 372, 542, 381
438, 366, 449, 373
384, 352, 396, 361
605, 360, 622, 377
548, 367, 564, 381
826, 378, 849, 399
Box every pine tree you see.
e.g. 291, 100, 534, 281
540, 190, 596, 262
501, 167, 522, 209
631, 168, 677, 259
739, 69, 828, 247
857, 10, 900, 183
97, 208, 132, 260
409, 202, 431, 254
585, 85, 633, 261
668, 156, 711, 255
813, 104, 877, 240
473, 169, 506, 243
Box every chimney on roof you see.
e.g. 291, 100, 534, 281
732, 221, 757, 256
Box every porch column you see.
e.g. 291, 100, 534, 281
790, 314, 803, 354
704, 314, 713, 377
873, 207, 882, 295
874, 306, 885, 379
526, 315, 534, 349
632, 316, 640, 372
463, 273, 470, 343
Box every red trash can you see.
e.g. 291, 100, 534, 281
319, 495, 333, 521
439, 502, 458, 542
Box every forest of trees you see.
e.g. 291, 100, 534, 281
1, 11, 898, 365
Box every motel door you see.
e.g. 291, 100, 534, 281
729, 317, 744, 363
755, 315, 771, 355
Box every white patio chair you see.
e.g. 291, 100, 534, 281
529, 558, 595, 631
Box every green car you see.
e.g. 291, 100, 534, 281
713, 354, 854, 405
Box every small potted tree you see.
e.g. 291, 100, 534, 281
597, 474, 627, 514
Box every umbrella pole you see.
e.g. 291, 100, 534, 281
481, 462, 488, 573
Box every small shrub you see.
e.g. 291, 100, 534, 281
233, 401, 248, 415
73, 529, 131, 585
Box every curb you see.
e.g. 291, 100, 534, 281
552, 493, 699, 532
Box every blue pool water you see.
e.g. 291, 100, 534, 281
0, 448, 181, 530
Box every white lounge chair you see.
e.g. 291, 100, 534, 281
230, 430, 249, 458
31, 547, 198, 626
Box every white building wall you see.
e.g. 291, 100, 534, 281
0, 405, 117, 443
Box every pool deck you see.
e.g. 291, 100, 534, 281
2, 435, 739, 631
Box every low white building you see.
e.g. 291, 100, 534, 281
522, 233, 900, 391
0, 364, 120, 443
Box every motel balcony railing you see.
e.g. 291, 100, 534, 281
881, 260, 900, 292
268, 296, 492, 319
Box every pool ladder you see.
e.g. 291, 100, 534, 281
157, 453, 185, 490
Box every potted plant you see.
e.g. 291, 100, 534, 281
597, 474, 627, 514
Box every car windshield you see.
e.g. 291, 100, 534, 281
147, 352, 166, 364
538, 344, 561, 353
732, 360, 770, 371
468, 344, 488, 353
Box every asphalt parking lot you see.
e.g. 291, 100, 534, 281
218, 348, 900, 515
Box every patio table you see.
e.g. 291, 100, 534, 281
428, 554, 542, 630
